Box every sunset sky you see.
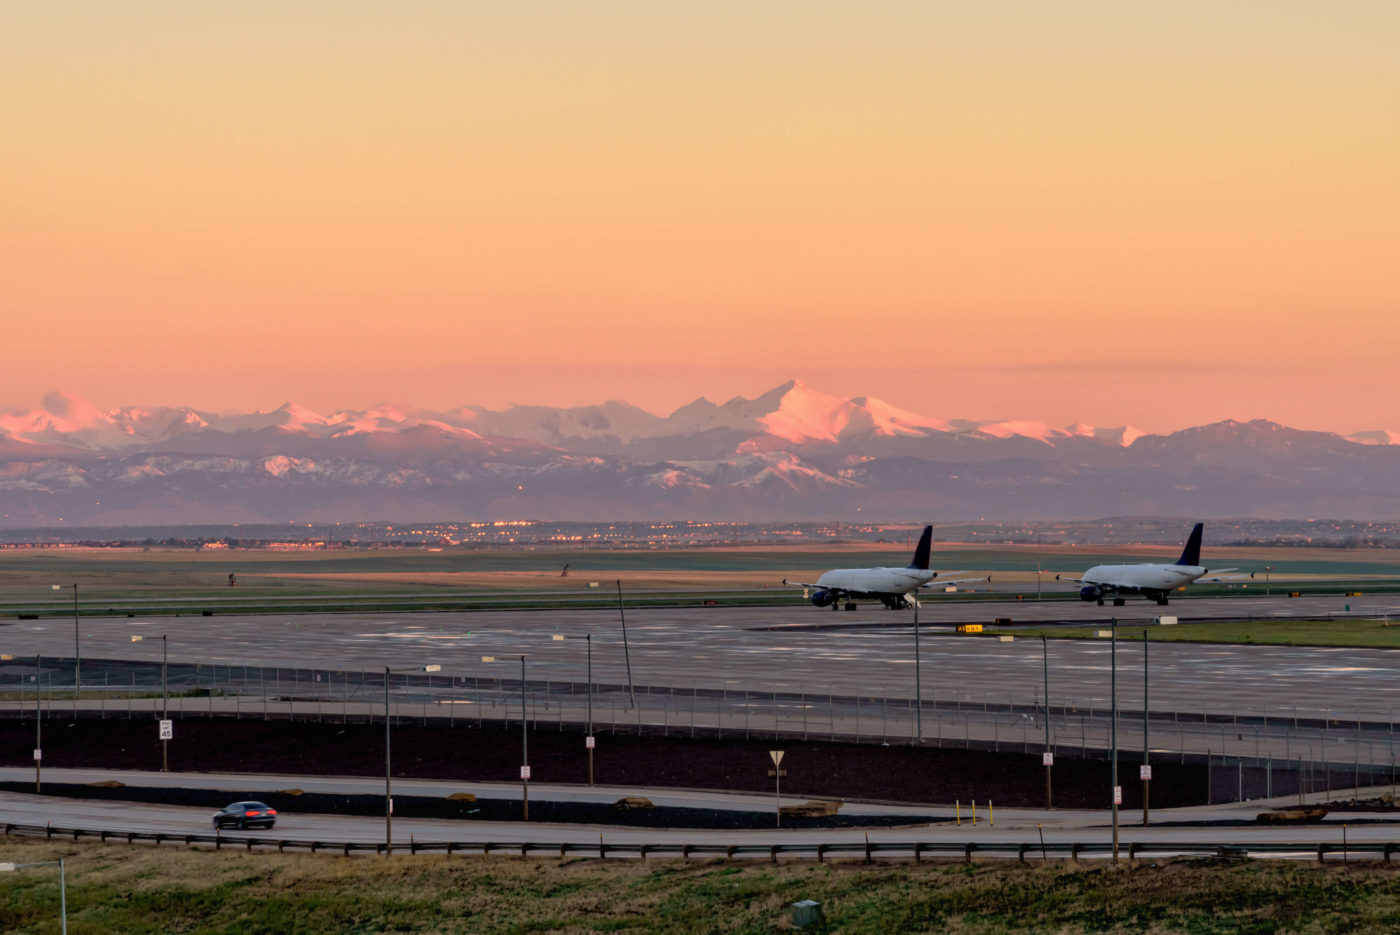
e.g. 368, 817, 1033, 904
3, 3, 1396, 433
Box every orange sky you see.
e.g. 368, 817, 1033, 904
2, 3, 1396, 432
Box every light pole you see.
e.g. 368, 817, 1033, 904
52, 584, 78, 713
1143, 630, 1151, 826
1110, 617, 1119, 863
1042, 635, 1051, 809
1265, 565, 1272, 597
384, 663, 441, 855
483, 654, 530, 818
34, 653, 42, 792
131, 635, 169, 771
0, 858, 66, 934
913, 598, 923, 743
553, 633, 594, 785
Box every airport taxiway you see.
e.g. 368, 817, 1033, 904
2, 593, 1398, 721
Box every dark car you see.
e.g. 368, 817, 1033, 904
212, 801, 278, 830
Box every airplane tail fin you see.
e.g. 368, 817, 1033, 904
1175, 523, 1204, 566
907, 525, 933, 570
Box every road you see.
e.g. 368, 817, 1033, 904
1, 768, 1396, 854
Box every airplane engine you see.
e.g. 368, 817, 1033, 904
1079, 586, 1099, 602
810, 589, 837, 607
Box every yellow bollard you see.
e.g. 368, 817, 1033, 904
990, 801, 994, 827
972, 800, 977, 827
955, 800, 961, 826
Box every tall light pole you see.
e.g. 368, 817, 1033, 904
1042, 635, 1051, 809
34, 653, 42, 792
483, 654, 530, 818
383, 663, 440, 855
1143, 630, 1151, 826
553, 633, 594, 785
52, 584, 78, 713
1265, 565, 1272, 597
1110, 618, 1119, 863
615, 581, 636, 709
913, 598, 922, 743
0, 858, 67, 934
131, 635, 169, 771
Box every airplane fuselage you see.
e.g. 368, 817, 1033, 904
1083, 563, 1206, 591
814, 566, 938, 596
1080, 563, 1207, 604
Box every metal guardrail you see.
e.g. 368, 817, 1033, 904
4, 821, 1397, 863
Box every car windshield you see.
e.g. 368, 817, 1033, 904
230, 802, 270, 810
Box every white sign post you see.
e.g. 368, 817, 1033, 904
1139, 765, 1152, 781
769, 750, 785, 826
159, 720, 173, 740
1042, 752, 1053, 767
1113, 785, 1123, 805
520, 765, 531, 781
585, 736, 595, 750
33, 749, 41, 762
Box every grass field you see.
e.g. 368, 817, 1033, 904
3, 839, 1400, 934
995, 618, 1400, 649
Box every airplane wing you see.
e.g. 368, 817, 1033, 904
781, 578, 824, 590
918, 576, 992, 589
1199, 570, 1251, 583
1054, 574, 1085, 585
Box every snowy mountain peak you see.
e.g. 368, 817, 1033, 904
1066, 422, 1146, 447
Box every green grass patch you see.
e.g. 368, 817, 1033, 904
3, 839, 1400, 933
997, 618, 1400, 648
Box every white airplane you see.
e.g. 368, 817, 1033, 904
1057, 522, 1240, 607
782, 525, 989, 611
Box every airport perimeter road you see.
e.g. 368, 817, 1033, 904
2, 773, 1399, 852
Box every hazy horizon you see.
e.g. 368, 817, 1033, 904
1, 379, 1393, 439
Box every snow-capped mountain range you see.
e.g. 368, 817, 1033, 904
2, 382, 1398, 525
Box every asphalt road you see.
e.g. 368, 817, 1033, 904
1, 768, 1396, 852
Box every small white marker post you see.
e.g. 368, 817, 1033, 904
769, 750, 785, 827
